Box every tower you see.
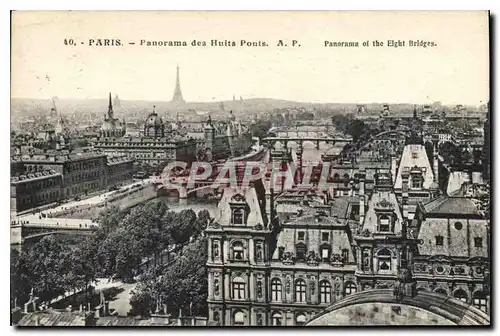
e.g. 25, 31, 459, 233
107, 92, 114, 120
205, 180, 271, 326
171, 65, 185, 104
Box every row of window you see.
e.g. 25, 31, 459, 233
66, 182, 101, 196
67, 171, 102, 184
277, 245, 350, 262
227, 310, 307, 326
435, 235, 483, 248
65, 160, 103, 172
422, 288, 488, 313
229, 278, 357, 303
17, 177, 60, 191
16, 191, 60, 209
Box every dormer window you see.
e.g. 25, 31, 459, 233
232, 208, 244, 225
411, 176, 423, 189
378, 214, 393, 233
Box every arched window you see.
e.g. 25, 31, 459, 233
319, 280, 332, 303
434, 288, 448, 297
271, 312, 282, 326
473, 291, 488, 313
377, 248, 392, 272
344, 281, 357, 296
454, 289, 468, 303
295, 279, 307, 303
271, 278, 282, 301
333, 173, 340, 181
232, 208, 244, 225
232, 277, 246, 300
232, 241, 244, 260
296, 313, 307, 326
233, 310, 245, 326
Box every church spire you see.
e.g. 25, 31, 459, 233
108, 92, 114, 120
171, 65, 185, 104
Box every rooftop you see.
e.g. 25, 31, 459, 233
17, 310, 90, 327
11, 170, 61, 183
12, 149, 106, 163
422, 196, 481, 216
106, 155, 134, 165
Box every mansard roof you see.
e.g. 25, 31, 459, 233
421, 196, 482, 217
360, 189, 404, 235
394, 144, 435, 190
214, 183, 268, 229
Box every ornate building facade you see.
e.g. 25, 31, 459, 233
205, 131, 490, 325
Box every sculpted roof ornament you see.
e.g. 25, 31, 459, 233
375, 198, 393, 210
209, 221, 221, 229
231, 193, 246, 203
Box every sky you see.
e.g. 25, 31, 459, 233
11, 11, 489, 105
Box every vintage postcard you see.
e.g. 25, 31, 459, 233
10, 11, 490, 327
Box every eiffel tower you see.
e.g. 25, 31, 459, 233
171, 65, 185, 104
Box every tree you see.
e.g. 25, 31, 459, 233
163, 209, 197, 246
250, 119, 272, 139
96, 205, 126, 239
130, 237, 208, 317
113, 228, 142, 282
161, 237, 208, 316
23, 235, 67, 303
130, 284, 155, 318
346, 119, 367, 142
194, 210, 211, 237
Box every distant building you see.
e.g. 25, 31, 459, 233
94, 105, 198, 167
100, 93, 126, 138
10, 170, 63, 214
106, 154, 134, 189
412, 194, 489, 314
482, 107, 490, 180
171, 66, 185, 104
11, 149, 135, 213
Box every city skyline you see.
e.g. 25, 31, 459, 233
11, 11, 489, 105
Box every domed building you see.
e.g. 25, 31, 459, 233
144, 105, 165, 138
100, 92, 126, 138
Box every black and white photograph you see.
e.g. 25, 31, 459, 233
9, 10, 491, 327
